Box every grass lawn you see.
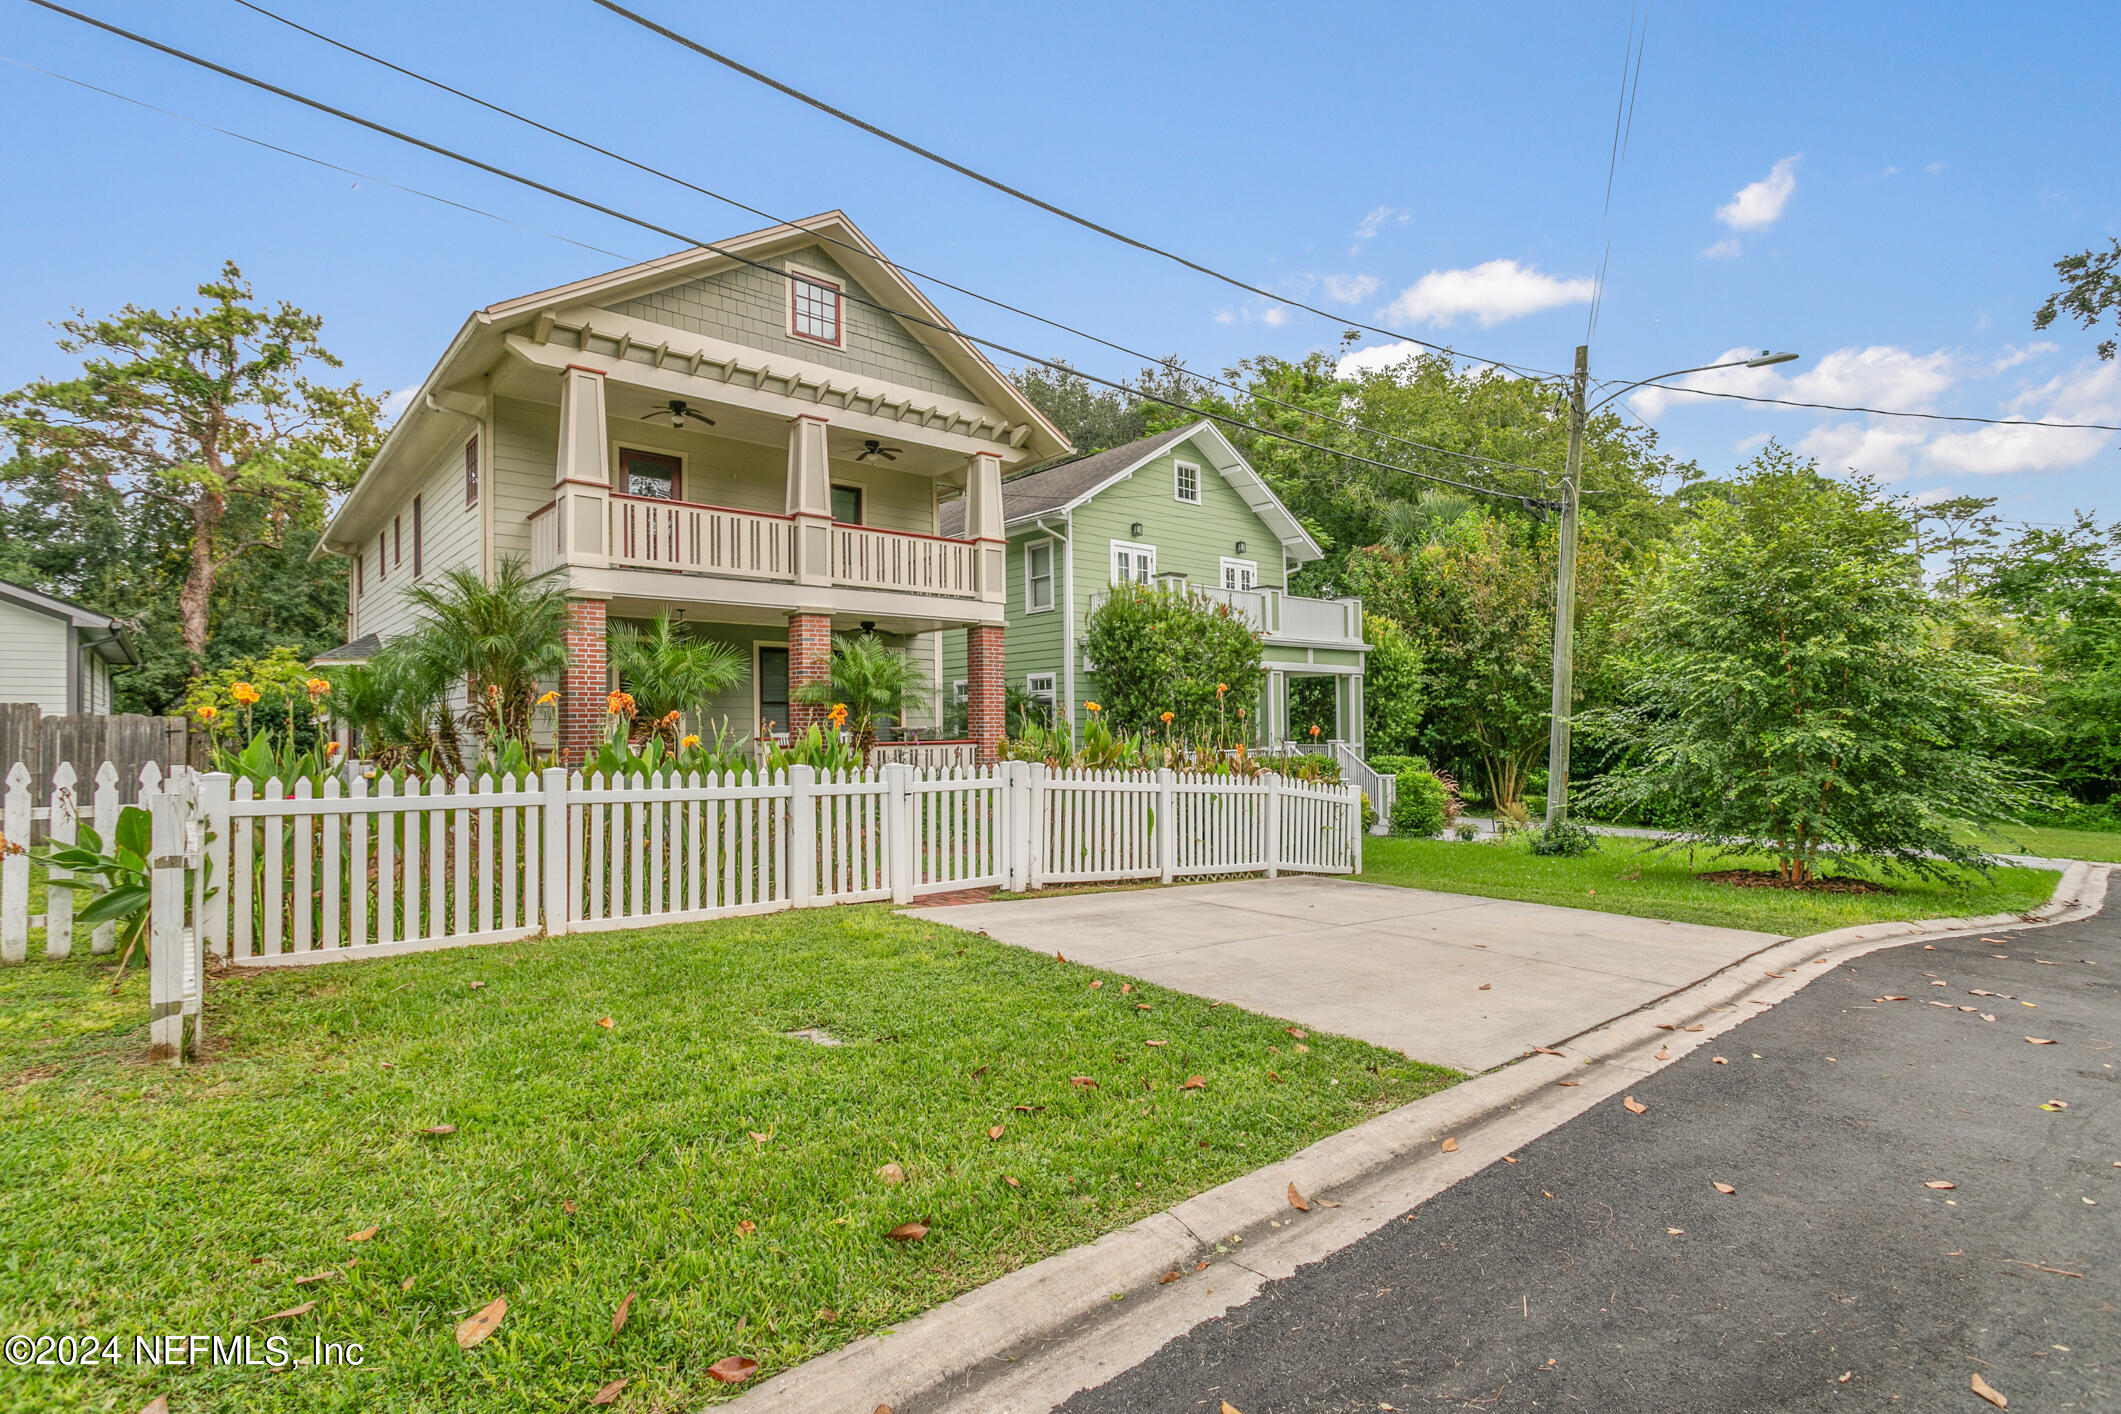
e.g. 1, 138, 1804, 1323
1359, 835, 2060, 935
1961, 822, 2121, 864
0, 906, 1456, 1413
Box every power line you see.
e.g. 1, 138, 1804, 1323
26, 0, 1552, 507
1614, 378, 2121, 432
587, 0, 1569, 384
219, 0, 1564, 483
1585, 3, 1648, 344
0, 53, 635, 260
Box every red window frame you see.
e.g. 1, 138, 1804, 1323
788, 271, 844, 347
464, 436, 480, 507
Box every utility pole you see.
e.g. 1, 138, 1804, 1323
1544, 344, 1588, 825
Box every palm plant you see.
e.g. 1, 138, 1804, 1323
608, 611, 745, 743
326, 642, 464, 774
792, 634, 936, 757
1381, 489, 1476, 552
398, 555, 570, 746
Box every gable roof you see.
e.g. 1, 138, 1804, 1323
318, 211, 1071, 558
938, 422, 1323, 562
0, 577, 136, 663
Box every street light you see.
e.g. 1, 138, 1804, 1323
1542, 347, 1801, 827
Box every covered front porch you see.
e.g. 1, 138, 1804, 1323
1260, 648, 1366, 756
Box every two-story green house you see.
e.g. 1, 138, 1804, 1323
939, 422, 1370, 752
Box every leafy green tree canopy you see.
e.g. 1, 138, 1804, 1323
1082, 583, 1264, 739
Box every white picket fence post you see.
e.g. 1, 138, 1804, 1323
1155, 767, 1177, 885
883, 762, 914, 905
198, 771, 231, 958
541, 766, 570, 935
1261, 770, 1283, 879
147, 772, 188, 1061
787, 765, 817, 906
1, 762, 27, 961
1000, 761, 1026, 892
44, 763, 78, 958
90, 763, 120, 953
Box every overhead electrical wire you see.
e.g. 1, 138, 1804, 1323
1600, 378, 2121, 432
24, 0, 1555, 506
595, 0, 2119, 440
587, 0, 1569, 384
0, 53, 634, 260
1584, 3, 1648, 344
220, 0, 1566, 484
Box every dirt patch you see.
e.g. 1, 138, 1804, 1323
1696, 869, 1896, 895
5, 1064, 64, 1090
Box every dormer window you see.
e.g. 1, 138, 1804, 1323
1174, 460, 1201, 505
788, 267, 843, 347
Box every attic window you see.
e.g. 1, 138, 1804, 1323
1174, 460, 1201, 505
789, 269, 843, 347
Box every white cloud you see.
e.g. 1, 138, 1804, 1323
1991, 341, 2057, 373
1212, 307, 1235, 325
1797, 421, 1930, 480
1925, 161, 1947, 175
1214, 301, 1289, 327
382, 384, 420, 419
1351, 206, 1406, 245
1699, 238, 1743, 261
1924, 361, 2121, 475
1320, 273, 1380, 305
1261, 305, 1289, 327
1715, 155, 1801, 231
1384, 259, 1595, 329
1791, 346, 1956, 409
1628, 346, 1793, 419
1336, 341, 1427, 378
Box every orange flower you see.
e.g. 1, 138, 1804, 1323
662, 709, 681, 725
325, 741, 342, 757
195, 705, 218, 723
607, 691, 637, 717
1216, 682, 1228, 697
230, 682, 260, 706
1308, 724, 1321, 738
1159, 711, 1174, 724
536, 690, 559, 707
828, 702, 849, 728
680, 734, 701, 749
1084, 701, 1102, 713
306, 677, 331, 699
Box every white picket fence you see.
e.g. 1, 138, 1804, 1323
5, 758, 1360, 1060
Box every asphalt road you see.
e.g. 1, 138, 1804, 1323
1059, 904, 2118, 1413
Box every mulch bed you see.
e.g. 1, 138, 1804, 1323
1695, 869, 1896, 894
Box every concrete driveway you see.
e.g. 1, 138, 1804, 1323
905, 875, 1785, 1072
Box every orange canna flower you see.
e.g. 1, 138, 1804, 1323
536, 690, 559, 706
1084, 701, 1102, 713
1159, 711, 1174, 724
680, 734, 701, 749
196, 705, 218, 722
1216, 682, 1228, 696
325, 741, 342, 756
230, 682, 260, 706
307, 678, 331, 698
1309, 724, 1321, 738
607, 691, 637, 717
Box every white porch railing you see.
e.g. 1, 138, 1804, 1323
828, 523, 976, 597
871, 740, 981, 770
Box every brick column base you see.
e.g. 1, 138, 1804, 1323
560, 599, 609, 765
787, 612, 834, 736
966, 623, 1005, 763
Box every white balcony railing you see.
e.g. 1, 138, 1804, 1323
1092, 583, 1364, 646
827, 523, 976, 597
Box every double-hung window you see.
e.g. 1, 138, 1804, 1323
1173, 459, 1201, 504
1110, 540, 1156, 585
1025, 672, 1057, 717
1220, 557, 1257, 591
1024, 539, 1055, 612
789, 268, 843, 346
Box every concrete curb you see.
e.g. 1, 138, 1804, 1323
720, 863, 2112, 1414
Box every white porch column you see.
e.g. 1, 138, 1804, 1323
1348, 670, 1365, 755
963, 451, 1006, 604
1265, 670, 1285, 747
787, 413, 832, 587
551, 365, 610, 567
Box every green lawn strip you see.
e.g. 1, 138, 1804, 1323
1359, 835, 2059, 935
0, 906, 1456, 1413
1959, 822, 2121, 864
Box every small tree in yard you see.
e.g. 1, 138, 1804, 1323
1579, 446, 2042, 882
793, 635, 935, 758
1082, 582, 1264, 738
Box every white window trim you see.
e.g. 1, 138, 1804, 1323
753, 639, 790, 741
785, 260, 846, 349
1220, 556, 1259, 591
612, 442, 689, 502
1173, 459, 1202, 505
1110, 538, 1156, 584
952, 679, 969, 702
1024, 672, 1057, 699
1023, 537, 1057, 613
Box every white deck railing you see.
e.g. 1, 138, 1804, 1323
827, 524, 976, 597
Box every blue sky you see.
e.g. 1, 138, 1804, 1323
4, 0, 2117, 530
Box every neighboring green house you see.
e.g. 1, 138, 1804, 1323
939, 421, 1370, 751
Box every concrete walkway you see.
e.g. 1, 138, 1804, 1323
905, 875, 1784, 1072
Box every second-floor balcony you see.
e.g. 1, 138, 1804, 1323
530, 492, 982, 600
1089, 583, 1365, 647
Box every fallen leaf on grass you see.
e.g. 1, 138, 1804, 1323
1180, 1075, 1206, 1090
1071, 1076, 1099, 1089
1158, 1269, 1182, 1284
1292, 1043, 1310, 1054
456, 1297, 506, 1349
816, 1307, 838, 1321
400, 1275, 415, 1292
137, 1401, 169, 1414
1144, 1039, 1167, 1047
1712, 1182, 1736, 1195
1003, 1175, 1020, 1188
988, 1124, 1005, 1139
590, 1378, 628, 1406
612, 1290, 635, 1335
345, 1226, 378, 1242
259, 1301, 317, 1322
968, 1064, 989, 1078
748, 1130, 772, 1145
468, 981, 485, 990
1925, 1181, 1957, 1190
877, 1162, 905, 1183
2026, 1037, 2057, 1045
596, 1017, 614, 1030
1971, 1371, 2008, 1407
292, 1271, 337, 1286
421, 1125, 456, 1136
1286, 1027, 1307, 1039
736, 1220, 756, 1237
1088, 980, 1102, 989
1120, 983, 1133, 993
707, 1356, 759, 1385
1135, 1003, 1153, 1012
1440, 1137, 1459, 1152
1623, 1096, 1647, 1115
563, 1201, 577, 1216
1288, 1183, 1312, 1212
1055, 952, 1066, 963
1266, 1070, 1281, 1083
886, 1218, 931, 1241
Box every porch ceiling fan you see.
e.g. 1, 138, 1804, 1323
643, 398, 714, 430
856, 439, 900, 462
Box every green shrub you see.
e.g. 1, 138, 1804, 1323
1081, 582, 1263, 738
1529, 817, 1600, 856
1390, 769, 1449, 837
1368, 753, 1429, 778
1359, 791, 1377, 832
